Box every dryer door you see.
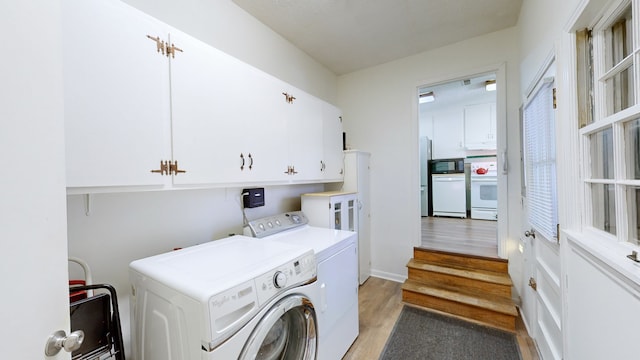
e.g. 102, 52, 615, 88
240, 295, 317, 360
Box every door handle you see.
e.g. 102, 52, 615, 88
45, 330, 85, 356
524, 228, 536, 239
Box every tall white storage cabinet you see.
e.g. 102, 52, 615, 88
324, 150, 371, 284
344, 151, 371, 284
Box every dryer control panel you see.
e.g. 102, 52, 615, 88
254, 250, 316, 306
243, 211, 309, 238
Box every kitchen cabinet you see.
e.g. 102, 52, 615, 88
170, 32, 289, 186
464, 102, 496, 150
324, 150, 371, 284
302, 191, 358, 231
432, 110, 464, 159
281, 83, 324, 182
322, 104, 345, 181
63, 0, 343, 192
62, 0, 171, 190
342, 151, 372, 284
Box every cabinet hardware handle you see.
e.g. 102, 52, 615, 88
170, 160, 186, 175
528, 277, 537, 291
166, 43, 183, 58
151, 160, 170, 175
240, 153, 245, 170
320, 160, 326, 171
248, 153, 253, 170
146, 35, 166, 56
284, 165, 297, 175
282, 92, 296, 104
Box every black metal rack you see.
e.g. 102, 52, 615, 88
69, 284, 125, 360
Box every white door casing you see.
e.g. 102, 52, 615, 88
1, 1, 70, 359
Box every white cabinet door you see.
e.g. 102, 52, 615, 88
322, 103, 344, 181
432, 109, 464, 159
464, 102, 496, 150
63, 0, 171, 189
283, 85, 324, 181
169, 30, 254, 185
249, 73, 296, 182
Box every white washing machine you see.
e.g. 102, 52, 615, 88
244, 211, 359, 360
129, 235, 318, 360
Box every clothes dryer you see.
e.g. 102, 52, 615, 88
129, 235, 318, 360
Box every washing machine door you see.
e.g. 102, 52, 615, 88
240, 294, 317, 360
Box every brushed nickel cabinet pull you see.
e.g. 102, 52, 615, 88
240, 153, 245, 170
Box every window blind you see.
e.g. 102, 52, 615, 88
524, 79, 558, 242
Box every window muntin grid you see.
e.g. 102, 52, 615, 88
582, 0, 640, 245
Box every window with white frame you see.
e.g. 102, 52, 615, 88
524, 75, 558, 243
579, 0, 640, 245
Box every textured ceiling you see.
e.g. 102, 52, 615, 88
232, 0, 523, 75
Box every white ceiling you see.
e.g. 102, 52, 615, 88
232, 0, 523, 75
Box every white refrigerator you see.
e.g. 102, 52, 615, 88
420, 137, 432, 216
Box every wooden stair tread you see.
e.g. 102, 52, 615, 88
413, 247, 508, 273
402, 278, 517, 316
407, 259, 513, 286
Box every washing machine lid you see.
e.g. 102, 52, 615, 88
129, 235, 313, 300
266, 225, 357, 262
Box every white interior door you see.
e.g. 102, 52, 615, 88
1, 1, 70, 359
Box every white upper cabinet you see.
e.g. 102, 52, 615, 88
62, 0, 171, 190
169, 31, 288, 186
62, 0, 342, 192
282, 85, 324, 182
463, 102, 496, 150
322, 103, 344, 181
432, 109, 464, 159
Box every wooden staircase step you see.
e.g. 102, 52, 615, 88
407, 259, 512, 297
413, 247, 508, 273
402, 278, 517, 332
402, 278, 516, 315
407, 259, 512, 286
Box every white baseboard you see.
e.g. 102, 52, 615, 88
369, 269, 406, 283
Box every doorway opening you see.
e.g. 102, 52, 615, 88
418, 71, 500, 258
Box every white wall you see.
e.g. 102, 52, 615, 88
121, 0, 338, 104
337, 28, 520, 281
67, 184, 323, 355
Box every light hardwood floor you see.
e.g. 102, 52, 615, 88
421, 216, 498, 258
343, 277, 539, 360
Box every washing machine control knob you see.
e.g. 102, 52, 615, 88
273, 271, 287, 288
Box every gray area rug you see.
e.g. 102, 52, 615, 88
379, 306, 522, 360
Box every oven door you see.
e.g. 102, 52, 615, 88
470, 176, 498, 209
240, 295, 317, 360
